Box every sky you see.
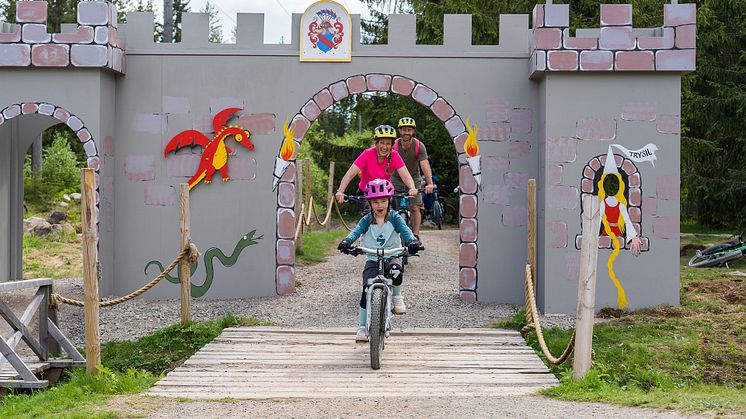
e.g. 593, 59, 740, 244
160, 0, 374, 43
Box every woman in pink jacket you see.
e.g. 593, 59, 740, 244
335, 125, 418, 203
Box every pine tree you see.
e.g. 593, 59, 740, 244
201, 0, 222, 43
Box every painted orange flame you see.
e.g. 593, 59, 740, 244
464, 116, 479, 157
280, 116, 296, 161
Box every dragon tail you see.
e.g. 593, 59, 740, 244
188, 170, 207, 190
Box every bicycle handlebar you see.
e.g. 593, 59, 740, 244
343, 188, 426, 204
341, 244, 425, 257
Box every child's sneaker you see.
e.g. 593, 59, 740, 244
392, 295, 407, 314
355, 326, 368, 342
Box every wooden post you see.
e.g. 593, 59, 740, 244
326, 161, 335, 230
573, 194, 601, 379
527, 179, 537, 288
179, 184, 191, 325
296, 160, 303, 251
81, 168, 100, 375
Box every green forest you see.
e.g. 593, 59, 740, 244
2, 0, 744, 231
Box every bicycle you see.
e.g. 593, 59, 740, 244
340, 245, 421, 369
423, 185, 458, 230
687, 233, 746, 268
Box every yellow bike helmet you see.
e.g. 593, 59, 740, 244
398, 117, 416, 129
373, 124, 397, 140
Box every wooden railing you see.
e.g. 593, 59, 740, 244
0, 278, 84, 388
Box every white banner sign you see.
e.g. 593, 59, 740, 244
611, 143, 659, 167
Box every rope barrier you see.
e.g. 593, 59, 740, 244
51, 243, 201, 308
334, 199, 353, 231
522, 264, 576, 365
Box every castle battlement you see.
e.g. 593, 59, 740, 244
530, 2, 696, 76
0, 1, 124, 73
121, 11, 530, 57
0, 2, 697, 76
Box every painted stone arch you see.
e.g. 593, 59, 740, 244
576, 153, 649, 252
274, 73, 480, 302
0, 101, 102, 241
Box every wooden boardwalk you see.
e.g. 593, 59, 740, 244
149, 327, 558, 399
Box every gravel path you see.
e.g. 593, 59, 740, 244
55, 229, 576, 345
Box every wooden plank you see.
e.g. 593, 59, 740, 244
150, 327, 557, 400
47, 319, 86, 362
0, 300, 45, 359
0, 278, 52, 292
0, 336, 39, 382
38, 285, 49, 361
0, 379, 49, 389
0, 287, 46, 371
221, 327, 522, 336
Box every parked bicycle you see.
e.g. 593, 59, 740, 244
340, 245, 421, 369
423, 185, 458, 230
687, 233, 746, 268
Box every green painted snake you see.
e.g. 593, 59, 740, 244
144, 230, 262, 298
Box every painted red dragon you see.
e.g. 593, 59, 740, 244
163, 107, 254, 190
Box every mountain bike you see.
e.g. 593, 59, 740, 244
341, 245, 421, 369
687, 233, 746, 268
424, 185, 458, 230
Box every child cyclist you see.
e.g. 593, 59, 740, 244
338, 178, 422, 342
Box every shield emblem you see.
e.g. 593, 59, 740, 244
317, 33, 335, 53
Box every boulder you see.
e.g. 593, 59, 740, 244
47, 211, 67, 224
70, 193, 82, 202
58, 201, 69, 207
24, 217, 53, 236
63, 194, 71, 201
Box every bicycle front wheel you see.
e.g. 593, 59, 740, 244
687, 249, 742, 268
433, 201, 444, 230
369, 288, 385, 370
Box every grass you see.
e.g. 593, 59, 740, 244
22, 200, 83, 279
102, 314, 270, 375
493, 234, 746, 416
0, 314, 268, 418
295, 227, 350, 264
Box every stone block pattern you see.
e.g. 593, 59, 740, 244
275, 74, 481, 302
0, 1, 125, 73
575, 153, 649, 251
530, 3, 696, 76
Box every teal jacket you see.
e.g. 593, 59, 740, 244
344, 210, 416, 246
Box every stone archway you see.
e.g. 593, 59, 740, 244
273, 74, 480, 302
0, 101, 102, 278
576, 153, 649, 252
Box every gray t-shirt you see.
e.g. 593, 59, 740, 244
391, 137, 428, 190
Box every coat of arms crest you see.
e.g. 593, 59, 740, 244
307, 9, 344, 53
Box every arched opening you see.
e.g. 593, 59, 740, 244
577, 153, 649, 252
0, 102, 100, 281
274, 74, 479, 302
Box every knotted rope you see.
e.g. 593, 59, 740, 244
51, 243, 201, 308
522, 264, 576, 365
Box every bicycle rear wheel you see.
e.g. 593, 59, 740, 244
369, 288, 385, 370
433, 200, 444, 230
687, 249, 742, 268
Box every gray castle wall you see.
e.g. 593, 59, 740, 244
0, 2, 694, 314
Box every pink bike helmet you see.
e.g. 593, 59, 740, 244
364, 178, 394, 200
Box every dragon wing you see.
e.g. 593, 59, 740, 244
163, 130, 211, 157
212, 107, 242, 133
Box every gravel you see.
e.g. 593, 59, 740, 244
54, 229, 578, 345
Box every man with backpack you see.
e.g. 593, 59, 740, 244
391, 117, 434, 238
